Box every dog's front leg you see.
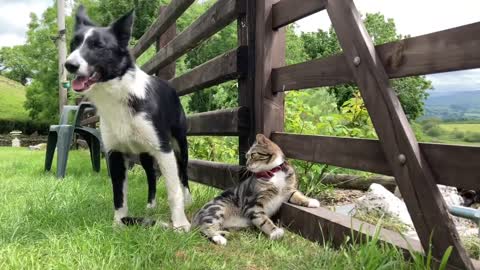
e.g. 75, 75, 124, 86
153, 150, 190, 231
109, 151, 128, 225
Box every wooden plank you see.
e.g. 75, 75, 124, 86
272, 0, 327, 29
278, 203, 424, 254
186, 107, 249, 136
141, 0, 240, 75
271, 133, 480, 190
80, 115, 99, 126
156, 6, 176, 80
237, 0, 256, 165
328, 0, 473, 268
170, 47, 246, 96
271, 133, 391, 175
273, 22, 480, 92
254, 0, 285, 138
187, 159, 246, 189
131, 0, 195, 59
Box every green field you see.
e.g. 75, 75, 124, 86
0, 148, 439, 269
0, 76, 29, 120
439, 123, 480, 133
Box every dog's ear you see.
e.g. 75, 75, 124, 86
75, 5, 95, 31
110, 9, 135, 48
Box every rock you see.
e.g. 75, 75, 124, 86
76, 139, 89, 149
438, 185, 464, 206
29, 143, 46, 150
355, 183, 413, 227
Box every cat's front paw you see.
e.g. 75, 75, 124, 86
269, 228, 285, 240
307, 198, 320, 208
211, 235, 227, 246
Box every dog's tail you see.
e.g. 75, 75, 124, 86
171, 114, 190, 192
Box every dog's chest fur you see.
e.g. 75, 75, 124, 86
86, 69, 159, 154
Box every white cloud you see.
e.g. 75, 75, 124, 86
295, 0, 480, 93
0, 0, 52, 48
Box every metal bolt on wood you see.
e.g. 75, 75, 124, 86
353, 56, 361, 66
398, 154, 406, 165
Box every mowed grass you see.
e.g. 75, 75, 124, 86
439, 123, 480, 133
0, 76, 28, 120
0, 147, 431, 269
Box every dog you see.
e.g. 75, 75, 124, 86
64, 6, 191, 231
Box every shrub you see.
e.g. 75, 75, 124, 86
452, 128, 465, 139
425, 126, 444, 137
0, 119, 50, 135
464, 132, 480, 143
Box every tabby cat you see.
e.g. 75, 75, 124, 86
192, 134, 320, 245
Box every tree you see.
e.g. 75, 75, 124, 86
301, 13, 432, 120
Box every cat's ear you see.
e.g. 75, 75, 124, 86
256, 134, 268, 144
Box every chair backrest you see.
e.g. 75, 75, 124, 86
59, 105, 79, 125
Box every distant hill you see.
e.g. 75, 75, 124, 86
0, 76, 29, 120
424, 91, 480, 120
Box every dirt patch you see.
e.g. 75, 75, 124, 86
319, 189, 365, 206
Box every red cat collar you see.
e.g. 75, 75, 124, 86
255, 162, 287, 180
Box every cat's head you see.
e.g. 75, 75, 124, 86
246, 134, 285, 173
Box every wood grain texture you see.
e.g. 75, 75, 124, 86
328, 0, 473, 268
80, 115, 99, 126
273, 22, 480, 92
186, 107, 249, 136
170, 47, 246, 96
272, 0, 327, 29
187, 159, 246, 189
254, 0, 285, 138
271, 133, 480, 190
155, 6, 176, 80
141, 0, 239, 75
131, 0, 195, 58
237, 0, 256, 165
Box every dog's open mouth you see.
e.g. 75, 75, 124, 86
72, 72, 101, 92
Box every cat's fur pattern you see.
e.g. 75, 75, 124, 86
192, 134, 320, 245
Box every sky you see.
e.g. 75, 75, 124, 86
1, 0, 480, 92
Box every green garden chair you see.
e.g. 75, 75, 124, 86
44, 102, 107, 178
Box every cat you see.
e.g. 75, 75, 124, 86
192, 134, 320, 245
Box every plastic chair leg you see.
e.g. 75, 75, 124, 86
86, 135, 101, 172
56, 127, 74, 178
45, 132, 58, 171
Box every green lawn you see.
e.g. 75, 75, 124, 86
0, 148, 431, 269
0, 76, 29, 121
439, 123, 480, 133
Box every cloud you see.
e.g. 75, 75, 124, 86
427, 69, 480, 92
0, 0, 52, 48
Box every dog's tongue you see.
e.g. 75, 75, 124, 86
72, 76, 89, 91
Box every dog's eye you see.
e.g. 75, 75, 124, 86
88, 39, 104, 49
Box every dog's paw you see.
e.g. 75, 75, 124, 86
269, 228, 285, 240
173, 220, 191, 232
211, 235, 227, 246
307, 199, 320, 208
146, 201, 157, 209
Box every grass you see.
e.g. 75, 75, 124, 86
439, 123, 480, 133
0, 147, 437, 269
0, 76, 28, 121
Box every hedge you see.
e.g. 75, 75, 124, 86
0, 119, 50, 135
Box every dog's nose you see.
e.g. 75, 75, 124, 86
65, 61, 79, 73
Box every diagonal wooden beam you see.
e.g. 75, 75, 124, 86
327, 0, 473, 269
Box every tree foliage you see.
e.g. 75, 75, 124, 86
300, 13, 432, 120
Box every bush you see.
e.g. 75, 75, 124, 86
425, 126, 444, 137
452, 128, 465, 139
0, 119, 50, 135
464, 132, 480, 143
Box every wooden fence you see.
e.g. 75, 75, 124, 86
82, 0, 480, 268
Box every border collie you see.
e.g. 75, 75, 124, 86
64, 6, 191, 231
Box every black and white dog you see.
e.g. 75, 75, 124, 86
65, 6, 191, 231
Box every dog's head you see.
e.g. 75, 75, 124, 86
65, 6, 135, 93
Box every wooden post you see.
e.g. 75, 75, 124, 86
327, 0, 473, 268
253, 0, 285, 138
156, 6, 176, 80
237, 0, 254, 165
